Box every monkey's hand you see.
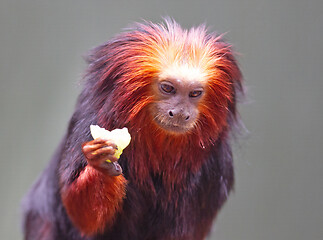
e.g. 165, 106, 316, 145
63, 138, 126, 235
82, 138, 122, 176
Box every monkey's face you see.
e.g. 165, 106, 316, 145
150, 66, 206, 134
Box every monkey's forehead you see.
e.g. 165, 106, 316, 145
159, 63, 207, 84
141, 28, 219, 84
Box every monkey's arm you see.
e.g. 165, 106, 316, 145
60, 137, 127, 236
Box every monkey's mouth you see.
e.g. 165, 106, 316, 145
154, 118, 192, 134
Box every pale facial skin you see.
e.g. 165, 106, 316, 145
151, 77, 205, 133
151, 63, 207, 133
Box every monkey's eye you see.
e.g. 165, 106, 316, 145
189, 90, 203, 98
160, 83, 176, 94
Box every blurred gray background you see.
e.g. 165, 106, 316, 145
1, 0, 322, 239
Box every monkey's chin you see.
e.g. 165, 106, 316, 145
154, 120, 193, 134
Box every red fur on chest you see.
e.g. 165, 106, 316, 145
124, 112, 210, 192
61, 166, 127, 236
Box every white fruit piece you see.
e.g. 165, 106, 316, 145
90, 125, 131, 160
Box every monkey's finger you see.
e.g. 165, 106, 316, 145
96, 139, 118, 150
82, 143, 104, 154
103, 140, 118, 150
92, 146, 116, 157
82, 143, 110, 154
87, 147, 118, 163
82, 144, 106, 160
82, 141, 117, 157
107, 155, 118, 163
87, 138, 118, 149
82, 144, 107, 161
100, 154, 118, 163
90, 153, 118, 165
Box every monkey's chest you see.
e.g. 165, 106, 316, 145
103, 171, 219, 240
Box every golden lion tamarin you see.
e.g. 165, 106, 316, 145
22, 19, 243, 240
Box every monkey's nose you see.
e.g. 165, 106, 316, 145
168, 110, 190, 121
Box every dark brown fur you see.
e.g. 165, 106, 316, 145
22, 19, 243, 240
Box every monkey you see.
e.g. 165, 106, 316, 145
22, 19, 243, 240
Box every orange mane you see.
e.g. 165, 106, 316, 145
86, 19, 242, 190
